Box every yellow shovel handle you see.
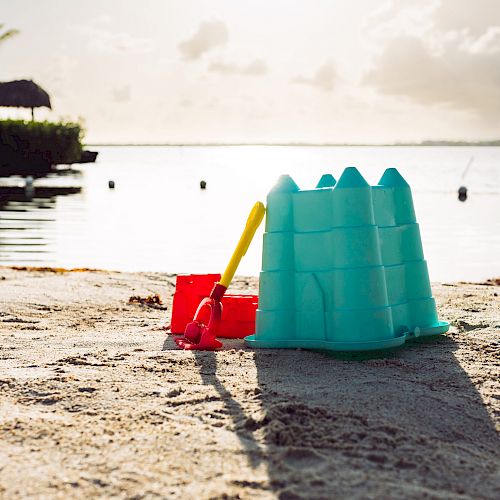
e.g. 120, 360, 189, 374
220, 202, 266, 288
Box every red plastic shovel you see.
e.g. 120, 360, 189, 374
175, 202, 265, 350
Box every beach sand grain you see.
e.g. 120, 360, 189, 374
0, 268, 498, 499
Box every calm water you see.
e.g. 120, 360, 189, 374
0, 146, 499, 282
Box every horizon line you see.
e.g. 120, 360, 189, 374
85, 140, 500, 147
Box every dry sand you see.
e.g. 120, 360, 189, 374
0, 267, 498, 499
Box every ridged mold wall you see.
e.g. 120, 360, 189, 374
245, 167, 449, 351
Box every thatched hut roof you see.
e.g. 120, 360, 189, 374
0, 79, 51, 109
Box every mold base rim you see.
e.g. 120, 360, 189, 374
244, 332, 407, 351
408, 320, 450, 338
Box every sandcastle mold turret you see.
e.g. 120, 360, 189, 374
245, 167, 449, 351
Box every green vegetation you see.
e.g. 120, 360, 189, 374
0, 24, 19, 45
0, 120, 84, 172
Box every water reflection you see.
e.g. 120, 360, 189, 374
0, 175, 82, 265
0, 146, 498, 280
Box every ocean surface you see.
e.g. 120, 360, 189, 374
0, 146, 499, 282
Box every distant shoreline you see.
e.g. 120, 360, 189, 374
85, 141, 500, 147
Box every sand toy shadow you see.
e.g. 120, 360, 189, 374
162, 334, 498, 497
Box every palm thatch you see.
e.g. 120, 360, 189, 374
0, 79, 51, 110
0, 80, 51, 121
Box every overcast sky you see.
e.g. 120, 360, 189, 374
1, 0, 499, 143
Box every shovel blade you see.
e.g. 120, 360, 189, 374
184, 320, 203, 343
175, 295, 223, 350
175, 332, 222, 350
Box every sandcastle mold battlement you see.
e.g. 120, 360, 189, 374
245, 167, 449, 351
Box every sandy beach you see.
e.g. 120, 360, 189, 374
0, 267, 498, 499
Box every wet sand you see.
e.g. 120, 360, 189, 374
0, 268, 499, 499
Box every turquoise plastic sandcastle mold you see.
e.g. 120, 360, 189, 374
245, 167, 449, 351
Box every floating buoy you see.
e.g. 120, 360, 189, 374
24, 176, 34, 198
200, 180, 207, 189
108, 180, 115, 189
458, 157, 473, 202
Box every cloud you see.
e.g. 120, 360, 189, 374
77, 21, 154, 54
208, 58, 268, 76
291, 61, 336, 91
93, 32, 154, 54
43, 51, 78, 98
111, 85, 131, 103
462, 26, 500, 54
178, 21, 228, 60
433, 0, 500, 36
366, 0, 435, 40
364, 0, 500, 120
